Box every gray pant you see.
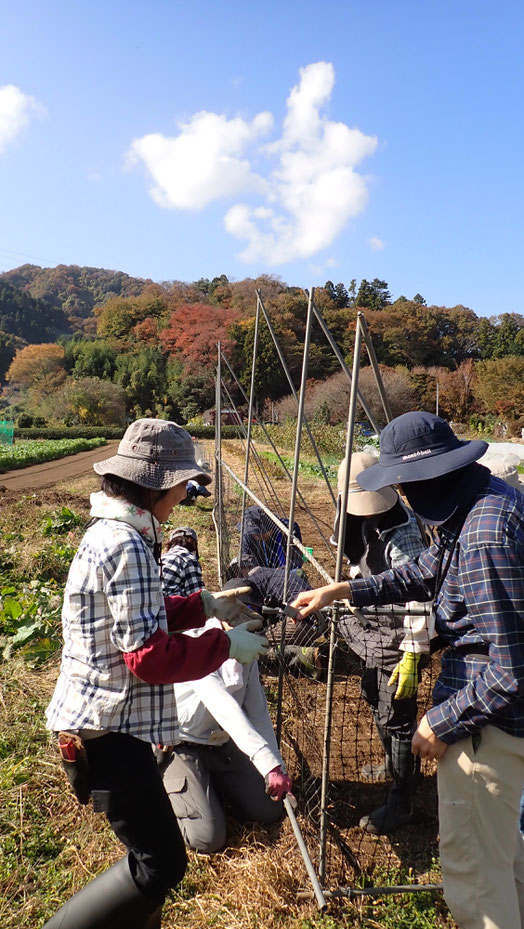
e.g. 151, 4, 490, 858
161, 740, 283, 853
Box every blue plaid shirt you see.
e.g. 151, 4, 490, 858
349, 475, 524, 743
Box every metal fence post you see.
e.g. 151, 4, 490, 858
238, 296, 261, 565
276, 287, 315, 745
214, 343, 224, 586
319, 313, 363, 884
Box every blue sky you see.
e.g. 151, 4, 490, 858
0, 0, 523, 317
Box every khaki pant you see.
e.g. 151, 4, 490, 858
161, 740, 282, 854
438, 726, 524, 929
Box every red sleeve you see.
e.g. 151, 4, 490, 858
163, 590, 206, 633
123, 626, 230, 684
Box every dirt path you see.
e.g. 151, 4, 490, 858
0, 442, 119, 490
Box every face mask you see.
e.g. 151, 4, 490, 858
401, 464, 488, 526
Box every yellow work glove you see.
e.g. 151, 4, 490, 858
388, 652, 421, 699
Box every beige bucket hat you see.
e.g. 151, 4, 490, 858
479, 451, 521, 489
338, 451, 398, 516
94, 418, 212, 491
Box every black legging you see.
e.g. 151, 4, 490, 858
85, 732, 187, 905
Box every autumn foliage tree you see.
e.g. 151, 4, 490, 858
366, 301, 479, 368
160, 303, 236, 374
472, 356, 524, 422
6, 344, 66, 396
94, 288, 169, 348
61, 377, 127, 426
436, 360, 477, 420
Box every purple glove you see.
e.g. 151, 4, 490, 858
265, 766, 293, 801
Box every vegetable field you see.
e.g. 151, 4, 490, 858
0, 438, 107, 473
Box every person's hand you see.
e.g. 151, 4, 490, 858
265, 766, 293, 801
225, 622, 268, 664
291, 582, 346, 619
412, 714, 448, 761
201, 587, 263, 626
388, 652, 421, 699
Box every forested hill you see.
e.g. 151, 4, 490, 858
1, 266, 523, 429
0, 264, 152, 333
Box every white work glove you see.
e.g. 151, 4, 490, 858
200, 587, 262, 626
225, 621, 268, 664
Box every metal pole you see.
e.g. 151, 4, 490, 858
357, 313, 429, 544
319, 315, 363, 884
276, 287, 315, 745
238, 298, 261, 565
310, 296, 381, 435
283, 285, 315, 607
256, 291, 336, 507
297, 883, 443, 901
284, 797, 327, 910
436, 380, 439, 416
357, 312, 393, 423
214, 343, 224, 587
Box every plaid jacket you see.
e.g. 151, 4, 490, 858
349, 475, 524, 743
46, 518, 181, 745
162, 546, 203, 597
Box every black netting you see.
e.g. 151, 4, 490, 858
213, 363, 441, 895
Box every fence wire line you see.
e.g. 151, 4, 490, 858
218, 378, 285, 520
219, 350, 338, 563
219, 458, 333, 584
256, 290, 337, 508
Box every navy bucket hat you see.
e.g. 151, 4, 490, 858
357, 412, 488, 491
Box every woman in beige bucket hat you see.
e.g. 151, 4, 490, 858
43, 419, 268, 929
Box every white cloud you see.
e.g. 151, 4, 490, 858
369, 236, 385, 251
0, 85, 44, 154
127, 110, 272, 210
127, 62, 377, 264
308, 256, 340, 275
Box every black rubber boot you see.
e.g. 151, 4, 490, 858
359, 736, 419, 835
42, 855, 162, 929
360, 724, 393, 782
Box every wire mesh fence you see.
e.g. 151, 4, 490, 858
212, 294, 443, 899
0, 421, 14, 445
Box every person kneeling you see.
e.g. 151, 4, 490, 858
159, 617, 292, 853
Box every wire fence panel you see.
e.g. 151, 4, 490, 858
217, 450, 441, 890
213, 303, 443, 898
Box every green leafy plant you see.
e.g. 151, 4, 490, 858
42, 506, 83, 536
0, 579, 64, 665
